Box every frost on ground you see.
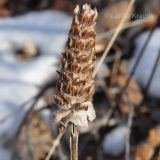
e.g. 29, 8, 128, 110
0, 10, 71, 159
129, 28, 160, 97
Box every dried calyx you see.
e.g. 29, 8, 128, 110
53, 4, 98, 128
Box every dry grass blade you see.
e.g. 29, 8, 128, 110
0, 95, 37, 124
0, 82, 53, 124
97, 16, 157, 39
110, 44, 122, 84
125, 91, 134, 160
94, 0, 136, 77
124, 28, 155, 89
45, 132, 64, 160
144, 48, 160, 93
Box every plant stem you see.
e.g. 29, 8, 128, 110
70, 124, 79, 160
97, 16, 156, 39
125, 91, 134, 160
45, 132, 64, 160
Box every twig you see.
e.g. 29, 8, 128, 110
110, 44, 122, 85
45, 116, 71, 160
49, 110, 68, 160
70, 124, 79, 160
97, 16, 157, 40
45, 132, 65, 160
94, 0, 136, 77
19, 106, 66, 160
144, 48, 160, 93
124, 91, 134, 160
0, 82, 55, 124
0, 96, 36, 124
12, 82, 55, 149
124, 28, 155, 89
15, 97, 42, 139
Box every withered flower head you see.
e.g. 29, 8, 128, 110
53, 4, 98, 127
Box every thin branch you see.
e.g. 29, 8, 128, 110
15, 97, 42, 139
144, 48, 160, 93
12, 83, 56, 148
124, 28, 155, 89
45, 116, 71, 160
94, 0, 136, 77
97, 16, 157, 40
0, 82, 55, 124
0, 95, 36, 124
125, 91, 134, 160
110, 44, 122, 85
45, 132, 65, 160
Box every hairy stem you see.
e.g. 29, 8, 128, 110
70, 124, 79, 160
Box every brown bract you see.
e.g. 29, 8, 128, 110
53, 4, 98, 127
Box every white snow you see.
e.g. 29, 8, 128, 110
0, 10, 71, 56
0, 147, 11, 160
0, 56, 57, 86
102, 125, 128, 156
0, 10, 72, 157
129, 28, 160, 97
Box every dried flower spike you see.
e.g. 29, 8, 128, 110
53, 4, 98, 127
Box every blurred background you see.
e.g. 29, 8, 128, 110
0, 0, 160, 159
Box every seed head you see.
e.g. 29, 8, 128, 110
53, 4, 98, 127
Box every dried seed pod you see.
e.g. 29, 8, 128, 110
73, 78, 87, 85
82, 28, 96, 38
62, 73, 72, 82
73, 102, 89, 111
54, 4, 98, 127
79, 103, 89, 111
53, 95, 70, 109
